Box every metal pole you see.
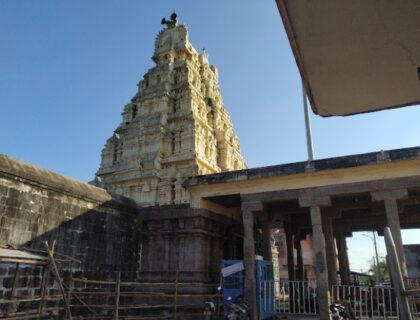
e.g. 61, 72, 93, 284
302, 82, 314, 161
372, 231, 382, 282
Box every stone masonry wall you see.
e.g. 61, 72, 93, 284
0, 154, 141, 279
139, 204, 238, 284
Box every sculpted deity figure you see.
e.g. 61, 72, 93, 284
161, 12, 178, 28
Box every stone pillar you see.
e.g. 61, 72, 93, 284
261, 220, 272, 261
372, 189, 408, 277
295, 234, 304, 280
285, 226, 295, 280
242, 201, 262, 320
323, 217, 337, 287
335, 232, 350, 284
300, 195, 331, 320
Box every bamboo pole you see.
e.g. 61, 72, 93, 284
37, 263, 50, 319
43, 240, 73, 320
66, 275, 73, 319
62, 283, 99, 316
4, 262, 20, 318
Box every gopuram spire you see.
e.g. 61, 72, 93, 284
94, 14, 246, 206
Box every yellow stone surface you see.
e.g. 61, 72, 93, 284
95, 22, 246, 206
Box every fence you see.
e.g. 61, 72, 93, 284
259, 280, 318, 316
66, 273, 220, 319
405, 278, 420, 319
259, 280, 420, 319
332, 284, 399, 319
0, 243, 77, 320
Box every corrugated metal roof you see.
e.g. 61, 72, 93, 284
0, 247, 48, 262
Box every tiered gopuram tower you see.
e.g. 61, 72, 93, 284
95, 13, 246, 206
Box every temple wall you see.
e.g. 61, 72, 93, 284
0, 154, 141, 279
138, 204, 236, 284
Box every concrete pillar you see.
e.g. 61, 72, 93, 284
372, 189, 408, 277
323, 217, 337, 287
335, 233, 350, 284
262, 220, 273, 261
300, 195, 331, 320
242, 201, 262, 320
295, 235, 304, 280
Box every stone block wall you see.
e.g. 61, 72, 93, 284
0, 154, 141, 279
139, 204, 237, 284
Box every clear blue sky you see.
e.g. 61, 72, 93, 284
1, 1, 419, 271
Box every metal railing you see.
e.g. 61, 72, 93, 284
406, 278, 420, 319
260, 279, 420, 319
332, 284, 399, 319
259, 280, 318, 315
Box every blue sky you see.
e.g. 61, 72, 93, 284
1, 1, 419, 271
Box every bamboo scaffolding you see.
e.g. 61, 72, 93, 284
4, 262, 20, 318
43, 241, 73, 320
0, 307, 64, 319
37, 262, 50, 319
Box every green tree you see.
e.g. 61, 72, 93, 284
367, 256, 390, 283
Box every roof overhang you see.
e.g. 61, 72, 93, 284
276, 0, 420, 116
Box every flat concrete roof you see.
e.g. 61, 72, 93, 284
184, 146, 420, 188
276, 0, 420, 116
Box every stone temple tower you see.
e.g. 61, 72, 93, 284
95, 13, 246, 206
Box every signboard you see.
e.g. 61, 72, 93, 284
221, 261, 244, 277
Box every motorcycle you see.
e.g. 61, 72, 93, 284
202, 298, 216, 320
225, 295, 250, 320
330, 301, 357, 320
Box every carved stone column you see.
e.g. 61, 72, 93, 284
300, 195, 331, 320
335, 231, 350, 284
261, 217, 272, 261
285, 224, 295, 280
241, 201, 263, 320
295, 234, 304, 281
372, 189, 408, 277
323, 216, 337, 287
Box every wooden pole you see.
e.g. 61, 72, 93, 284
37, 263, 50, 319
66, 275, 74, 319
173, 270, 179, 319
384, 227, 412, 320
62, 282, 99, 316
43, 241, 73, 320
4, 262, 20, 318
113, 272, 121, 320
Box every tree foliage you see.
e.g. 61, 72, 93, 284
367, 256, 390, 282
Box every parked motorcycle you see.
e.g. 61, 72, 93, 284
330, 301, 357, 320
202, 298, 216, 320
225, 295, 250, 320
